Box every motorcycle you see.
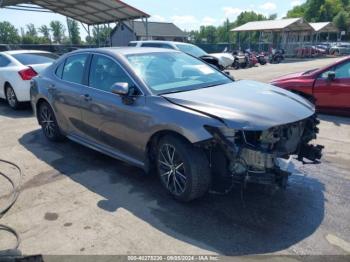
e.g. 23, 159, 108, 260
256, 52, 267, 65
269, 49, 285, 64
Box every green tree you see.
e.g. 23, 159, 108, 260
50, 20, 66, 44
89, 25, 112, 46
38, 25, 51, 43
67, 19, 81, 45
0, 21, 20, 44
333, 10, 350, 32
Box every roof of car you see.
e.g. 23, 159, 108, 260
130, 40, 193, 46
2, 50, 52, 55
72, 47, 180, 56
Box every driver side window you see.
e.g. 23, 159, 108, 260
88, 55, 140, 95
334, 61, 350, 79
320, 62, 350, 79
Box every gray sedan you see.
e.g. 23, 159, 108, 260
30, 47, 323, 202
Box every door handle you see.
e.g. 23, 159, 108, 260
81, 94, 92, 102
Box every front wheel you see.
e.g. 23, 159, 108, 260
38, 102, 64, 142
156, 135, 211, 202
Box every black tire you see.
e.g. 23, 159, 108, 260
5, 85, 20, 110
38, 102, 64, 142
156, 135, 211, 202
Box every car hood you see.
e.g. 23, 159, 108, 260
270, 71, 306, 83
210, 53, 234, 67
162, 80, 315, 130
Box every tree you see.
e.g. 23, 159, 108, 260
0, 21, 20, 44
26, 23, 38, 37
50, 20, 66, 44
89, 25, 112, 46
38, 25, 51, 43
333, 10, 350, 32
67, 19, 81, 45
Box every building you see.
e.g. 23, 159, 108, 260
110, 21, 188, 46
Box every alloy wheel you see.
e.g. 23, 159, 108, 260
6, 87, 17, 108
158, 144, 187, 195
40, 105, 56, 139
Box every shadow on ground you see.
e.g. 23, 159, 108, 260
0, 100, 33, 119
19, 129, 325, 255
318, 114, 350, 126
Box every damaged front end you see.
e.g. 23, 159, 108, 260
202, 114, 323, 191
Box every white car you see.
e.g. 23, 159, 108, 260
0, 50, 58, 109
128, 40, 234, 69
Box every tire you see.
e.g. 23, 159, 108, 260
5, 85, 20, 110
156, 135, 211, 202
38, 102, 64, 142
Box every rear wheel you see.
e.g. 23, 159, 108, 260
5, 85, 20, 110
38, 102, 64, 142
156, 135, 211, 202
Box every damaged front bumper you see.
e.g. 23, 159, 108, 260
202, 114, 324, 190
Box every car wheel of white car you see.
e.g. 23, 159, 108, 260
157, 135, 211, 202
5, 85, 19, 110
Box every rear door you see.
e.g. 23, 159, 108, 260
80, 54, 147, 162
313, 60, 350, 113
51, 53, 89, 135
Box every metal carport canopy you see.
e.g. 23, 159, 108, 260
231, 18, 313, 32
0, 0, 150, 25
309, 22, 339, 33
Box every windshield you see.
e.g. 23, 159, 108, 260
126, 52, 232, 95
12, 52, 58, 65
175, 44, 207, 58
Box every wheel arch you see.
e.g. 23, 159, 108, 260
144, 129, 194, 174
35, 97, 50, 124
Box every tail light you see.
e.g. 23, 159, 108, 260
18, 67, 38, 80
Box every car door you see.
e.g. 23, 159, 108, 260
80, 54, 148, 162
0, 54, 12, 99
51, 53, 89, 135
313, 60, 350, 113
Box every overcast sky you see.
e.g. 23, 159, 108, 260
0, 0, 306, 39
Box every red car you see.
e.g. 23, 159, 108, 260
270, 56, 350, 116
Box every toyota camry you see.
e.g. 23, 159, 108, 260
30, 47, 323, 202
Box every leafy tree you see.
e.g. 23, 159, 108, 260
88, 25, 112, 46
333, 10, 350, 32
26, 23, 38, 37
50, 20, 66, 44
0, 21, 20, 44
67, 19, 81, 45
38, 25, 51, 43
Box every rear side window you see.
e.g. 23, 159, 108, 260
128, 42, 137, 47
62, 54, 88, 84
0, 55, 11, 67
12, 53, 58, 65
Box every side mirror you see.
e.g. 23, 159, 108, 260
111, 82, 129, 96
327, 71, 336, 81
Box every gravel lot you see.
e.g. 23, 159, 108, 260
0, 57, 349, 256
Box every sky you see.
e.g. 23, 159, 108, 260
0, 0, 306, 39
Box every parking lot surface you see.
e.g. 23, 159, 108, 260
0, 57, 349, 256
